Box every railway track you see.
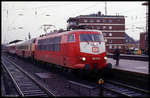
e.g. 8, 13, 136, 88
2, 53, 149, 97
102, 79, 149, 97
1, 56, 56, 97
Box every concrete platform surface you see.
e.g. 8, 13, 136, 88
107, 58, 149, 75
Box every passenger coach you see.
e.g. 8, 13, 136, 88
15, 38, 36, 58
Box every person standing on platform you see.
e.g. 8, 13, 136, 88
113, 48, 120, 66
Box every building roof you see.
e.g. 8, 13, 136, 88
125, 33, 136, 44
76, 11, 124, 18
77, 14, 124, 18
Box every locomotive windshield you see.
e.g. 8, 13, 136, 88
79, 33, 104, 42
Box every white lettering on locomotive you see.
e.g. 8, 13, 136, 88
80, 42, 105, 54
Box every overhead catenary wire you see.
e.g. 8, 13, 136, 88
49, 3, 99, 28
2, 2, 146, 42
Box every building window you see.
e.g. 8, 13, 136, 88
103, 33, 106, 36
103, 19, 106, 22
96, 19, 100, 22
109, 19, 112, 23
118, 46, 122, 49
84, 19, 88, 23
118, 19, 121, 22
109, 40, 113, 43
109, 45, 112, 49
90, 19, 94, 23
97, 26, 100, 29
91, 26, 94, 29
109, 26, 112, 29
103, 26, 106, 29
109, 33, 112, 36
69, 22, 76, 25
145, 35, 146, 40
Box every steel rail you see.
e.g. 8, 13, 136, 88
2, 61, 24, 96
105, 80, 149, 94
103, 80, 149, 97
2, 56, 56, 97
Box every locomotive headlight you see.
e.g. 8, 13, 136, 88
104, 56, 107, 60
94, 42, 97, 46
82, 57, 86, 61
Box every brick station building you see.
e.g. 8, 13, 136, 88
67, 11, 125, 53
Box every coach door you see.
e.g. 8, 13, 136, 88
62, 33, 76, 66
62, 34, 68, 66
66, 33, 76, 65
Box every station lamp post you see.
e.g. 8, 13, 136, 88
142, 2, 148, 54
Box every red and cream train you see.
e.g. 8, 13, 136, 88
6, 30, 108, 72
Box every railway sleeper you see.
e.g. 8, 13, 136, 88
19, 84, 35, 87
68, 80, 96, 96
24, 93, 48, 97
22, 89, 42, 93
21, 88, 43, 92
16, 82, 33, 85
20, 86, 40, 89
23, 91, 46, 95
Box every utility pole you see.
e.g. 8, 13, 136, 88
28, 32, 31, 39
105, 2, 107, 15
142, 2, 148, 54
25, 37, 27, 41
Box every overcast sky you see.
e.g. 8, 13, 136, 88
2, 1, 147, 44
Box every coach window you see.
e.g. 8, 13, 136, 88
68, 34, 75, 42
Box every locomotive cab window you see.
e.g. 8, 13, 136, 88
79, 33, 104, 42
68, 34, 75, 42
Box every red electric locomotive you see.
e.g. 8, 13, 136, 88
34, 30, 107, 72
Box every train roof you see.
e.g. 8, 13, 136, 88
15, 38, 36, 46
71, 29, 103, 33
7, 43, 17, 46
37, 29, 103, 40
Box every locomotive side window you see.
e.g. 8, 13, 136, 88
38, 36, 61, 51
68, 34, 75, 42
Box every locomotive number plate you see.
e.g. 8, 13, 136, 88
92, 47, 99, 52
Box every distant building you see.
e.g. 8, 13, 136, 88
125, 33, 136, 50
140, 32, 147, 54
67, 11, 125, 53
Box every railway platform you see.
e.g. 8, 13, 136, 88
107, 58, 149, 75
